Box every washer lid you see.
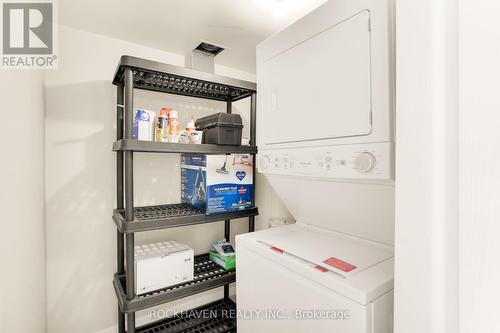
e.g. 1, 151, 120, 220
238, 224, 394, 305
257, 225, 392, 278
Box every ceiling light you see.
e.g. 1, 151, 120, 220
274, 0, 288, 18
254, 0, 294, 19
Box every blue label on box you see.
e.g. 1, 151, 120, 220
181, 154, 207, 167
206, 183, 253, 214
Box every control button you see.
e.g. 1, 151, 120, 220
259, 155, 270, 170
354, 152, 376, 172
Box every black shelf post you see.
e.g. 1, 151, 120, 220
224, 96, 232, 300
249, 92, 257, 232
116, 82, 126, 333
124, 67, 136, 333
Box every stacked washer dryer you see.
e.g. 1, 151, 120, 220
236, 0, 395, 332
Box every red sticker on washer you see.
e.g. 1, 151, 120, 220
323, 257, 357, 272
271, 246, 284, 254
314, 265, 328, 272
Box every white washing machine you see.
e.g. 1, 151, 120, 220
236, 225, 394, 333
237, 0, 395, 332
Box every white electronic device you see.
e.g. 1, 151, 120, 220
237, 0, 396, 332
211, 239, 235, 257
134, 241, 194, 295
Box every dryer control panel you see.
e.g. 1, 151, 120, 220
258, 142, 394, 180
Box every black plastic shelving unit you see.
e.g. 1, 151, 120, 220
113, 55, 258, 333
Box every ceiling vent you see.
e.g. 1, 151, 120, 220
190, 41, 226, 73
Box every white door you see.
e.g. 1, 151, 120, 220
260, 10, 372, 146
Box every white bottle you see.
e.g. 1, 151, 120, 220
167, 109, 179, 143
186, 117, 196, 143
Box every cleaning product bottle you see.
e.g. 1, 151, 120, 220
185, 116, 196, 143
167, 109, 179, 143
156, 107, 170, 142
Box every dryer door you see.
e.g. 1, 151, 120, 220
260, 10, 372, 146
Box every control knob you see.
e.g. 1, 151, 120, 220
354, 152, 376, 172
259, 155, 270, 170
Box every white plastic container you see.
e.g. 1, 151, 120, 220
135, 241, 194, 295
190, 130, 203, 144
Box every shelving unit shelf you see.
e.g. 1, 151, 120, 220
112, 55, 258, 333
113, 204, 259, 233
131, 299, 237, 333
113, 56, 254, 102
113, 139, 257, 154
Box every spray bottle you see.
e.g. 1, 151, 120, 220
156, 107, 170, 142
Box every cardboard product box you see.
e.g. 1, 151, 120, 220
209, 250, 236, 270
133, 109, 155, 141
134, 241, 194, 295
181, 154, 254, 215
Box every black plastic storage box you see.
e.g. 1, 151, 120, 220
195, 113, 243, 146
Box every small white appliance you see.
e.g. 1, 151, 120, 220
237, 0, 395, 332
135, 241, 194, 295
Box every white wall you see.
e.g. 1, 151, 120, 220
0, 72, 46, 332
395, 1, 458, 333
397, 2, 500, 333
458, 1, 500, 332
44, 26, 290, 333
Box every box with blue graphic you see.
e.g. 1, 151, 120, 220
181, 154, 254, 215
